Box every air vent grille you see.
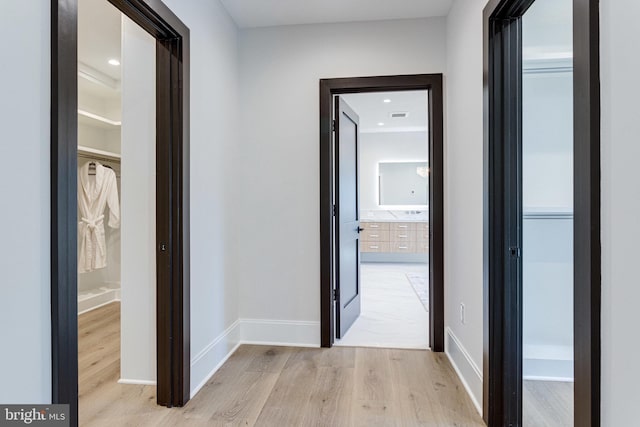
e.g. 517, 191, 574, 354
390, 112, 409, 118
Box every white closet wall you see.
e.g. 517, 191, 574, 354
522, 63, 574, 381
520, 0, 574, 382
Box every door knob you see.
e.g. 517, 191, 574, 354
357, 227, 365, 233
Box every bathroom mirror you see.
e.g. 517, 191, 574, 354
378, 161, 428, 206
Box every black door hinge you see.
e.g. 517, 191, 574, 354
333, 289, 338, 301
332, 120, 336, 132
332, 204, 336, 216
509, 246, 521, 258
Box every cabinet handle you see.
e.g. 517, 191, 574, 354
398, 234, 408, 238
399, 225, 408, 228
370, 246, 379, 249
399, 246, 408, 249
370, 225, 379, 228
370, 234, 379, 238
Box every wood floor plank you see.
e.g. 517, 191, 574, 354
315, 346, 356, 369
523, 380, 573, 427
79, 304, 485, 427
351, 399, 401, 427
253, 348, 320, 427
208, 371, 280, 425
245, 345, 292, 373
161, 371, 280, 427
300, 366, 354, 427
354, 347, 394, 402
388, 349, 484, 426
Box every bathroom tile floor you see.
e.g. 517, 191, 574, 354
335, 262, 429, 350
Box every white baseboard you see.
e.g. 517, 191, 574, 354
190, 319, 242, 398
523, 358, 574, 382
78, 290, 120, 315
118, 379, 156, 386
240, 318, 320, 347
445, 327, 483, 415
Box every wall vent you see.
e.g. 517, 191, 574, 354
390, 111, 409, 118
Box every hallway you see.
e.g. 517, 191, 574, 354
79, 305, 482, 426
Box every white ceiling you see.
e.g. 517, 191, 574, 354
341, 91, 428, 133
220, 0, 453, 28
78, 0, 122, 81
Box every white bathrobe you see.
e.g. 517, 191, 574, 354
78, 161, 120, 273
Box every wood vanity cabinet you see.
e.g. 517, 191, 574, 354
360, 222, 429, 253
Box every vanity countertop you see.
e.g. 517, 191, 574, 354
360, 210, 428, 223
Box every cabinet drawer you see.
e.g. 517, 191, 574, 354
417, 241, 429, 253
390, 241, 417, 253
360, 241, 390, 253
390, 230, 416, 243
361, 222, 390, 231
417, 229, 429, 242
390, 222, 416, 232
361, 230, 389, 242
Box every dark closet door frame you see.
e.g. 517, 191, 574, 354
319, 74, 444, 351
51, 1, 190, 425
482, 0, 600, 426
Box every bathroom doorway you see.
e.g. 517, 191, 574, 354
333, 90, 430, 349
319, 74, 444, 351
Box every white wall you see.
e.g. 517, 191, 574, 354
236, 18, 446, 341
0, 0, 51, 403
521, 0, 573, 211
522, 216, 573, 379
522, 71, 573, 211
444, 0, 487, 410
600, 0, 640, 424
445, 0, 640, 420
359, 132, 428, 211
78, 124, 121, 155
160, 0, 242, 394
120, 16, 157, 383
78, 89, 121, 154
521, 3, 574, 379
0, 0, 241, 402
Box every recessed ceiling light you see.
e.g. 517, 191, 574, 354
378, 122, 385, 126
383, 99, 391, 103
108, 59, 121, 66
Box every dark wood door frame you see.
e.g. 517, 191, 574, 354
482, 0, 600, 425
51, 1, 190, 425
319, 74, 445, 351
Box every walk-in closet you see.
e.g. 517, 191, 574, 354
77, 0, 158, 422
77, 51, 122, 314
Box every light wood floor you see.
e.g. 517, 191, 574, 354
523, 380, 573, 427
79, 302, 484, 426
78, 301, 120, 403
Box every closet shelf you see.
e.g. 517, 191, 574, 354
78, 145, 121, 160
78, 109, 122, 128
